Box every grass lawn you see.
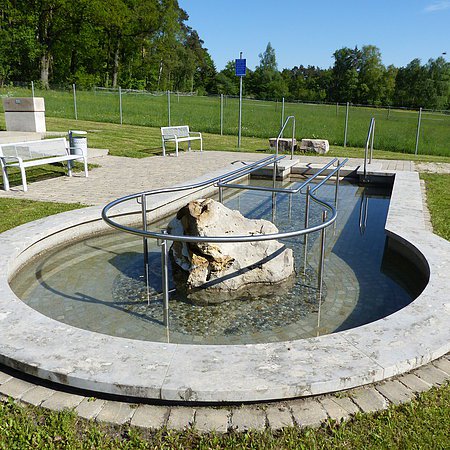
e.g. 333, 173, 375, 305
1, 114, 450, 164
1, 86, 449, 156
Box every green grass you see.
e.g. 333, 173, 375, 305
0, 198, 85, 233
2, 114, 450, 165
0, 385, 448, 449
421, 173, 450, 241
1, 86, 449, 157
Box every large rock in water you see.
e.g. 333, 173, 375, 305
167, 198, 295, 304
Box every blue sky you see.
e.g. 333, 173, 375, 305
178, 0, 450, 71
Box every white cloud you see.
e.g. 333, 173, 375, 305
424, 1, 450, 12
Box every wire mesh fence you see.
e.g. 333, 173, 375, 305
0, 82, 449, 156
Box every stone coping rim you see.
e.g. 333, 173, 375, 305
0, 168, 449, 403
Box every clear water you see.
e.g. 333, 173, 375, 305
11, 178, 426, 344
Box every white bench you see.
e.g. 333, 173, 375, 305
0, 137, 88, 192
161, 125, 203, 157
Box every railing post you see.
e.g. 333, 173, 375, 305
303, 185, 311, 275
318, 211, 327, 300
415, 107, 422, 156
220, 93, 224, 135
73, 83, 78, 121
141, 193, 150, 305
272, 192, 277, 223
344, 101, 349, 147
281, 97, 285, 135
119, 86, 123, 125
370, 120, 375, 163
291, 117, 295, 160
335, 160, 340, 208
31, 81, 35, 98
218, 179, 223, 203
160, 229, 170, 327
167, 90, 171, 127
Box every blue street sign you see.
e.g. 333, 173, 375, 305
235, 58, 246, 77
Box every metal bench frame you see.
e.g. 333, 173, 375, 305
161, 125, 203, 157
0, 137, 88, 192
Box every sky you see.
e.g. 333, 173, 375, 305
178, 0, 450, 71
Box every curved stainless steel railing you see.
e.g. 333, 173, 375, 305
102, 155, 348, 325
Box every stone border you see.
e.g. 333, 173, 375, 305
1, 354, 449, 431
0, 167, 449, 403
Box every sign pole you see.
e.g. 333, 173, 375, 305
235, 52, 246, 149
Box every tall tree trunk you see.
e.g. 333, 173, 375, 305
112, 37, 120, 88
40, 52, 51, 89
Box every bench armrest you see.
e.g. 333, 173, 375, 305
0, 155, 22, 163
188, 132, 202, 137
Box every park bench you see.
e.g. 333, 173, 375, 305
0, 137, 88, 192
161, 125, 203, 157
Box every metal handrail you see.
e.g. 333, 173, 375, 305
102, 156, 347, 324
102, 158, 342, 244
275, 115, 296, 161
218, 158, 339, 194
363, 117, 375, 180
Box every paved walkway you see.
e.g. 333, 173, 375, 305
0, 149, 449, 432
2, 150, 448, 205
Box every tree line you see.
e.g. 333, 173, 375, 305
1, 2, 449, 110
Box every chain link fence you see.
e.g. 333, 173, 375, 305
0, 82, 449, 156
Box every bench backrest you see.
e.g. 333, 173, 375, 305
161, 126, 190, 139
0, 138, 69, 160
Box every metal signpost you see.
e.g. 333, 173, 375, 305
235, 52, 246, 148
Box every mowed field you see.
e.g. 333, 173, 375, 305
1, 86, 449, 156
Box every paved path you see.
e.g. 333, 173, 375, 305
2, 150, 448, 205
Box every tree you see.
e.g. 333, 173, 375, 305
357, 45, 385, 105
331, 47, 360, 102
249, 42, 288, 100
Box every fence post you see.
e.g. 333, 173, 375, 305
31, 81, 35, 98
119, 86, 123, 125
73, 83, 78, 120
344, 101, 349, 147
167, 90, 171, 127
414, 107, 422, 156
281, 97, 285, 131
220, 94, 224, 135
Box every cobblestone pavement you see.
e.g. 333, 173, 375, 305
2, 150, 447, 205
0, 149, 449, 431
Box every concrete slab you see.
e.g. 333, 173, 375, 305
290, 399, 327, 428
319, 397, 352, 421
265, 404, 294, 429
397, 373, 432, 393
375, 380, 415, 405
41, 392, 84, 411
231, 407, 266, 431
75, 398, 106, 420
96, 401, 135, 425
433, 358, 450, 376
350, 388, 389, 413
0, 372, 12, 384
166, 407, 195, 430
194, 408, 230, 433
414, 366, 449, 386
0, 377, 35, 399
330, 396, 360, 416
20, 385, 56, 406
131, 405, 169, 429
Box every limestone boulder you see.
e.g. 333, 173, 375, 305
300, 139, 330, 154
168, 198, 295, 304
269, 137, 297, 152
